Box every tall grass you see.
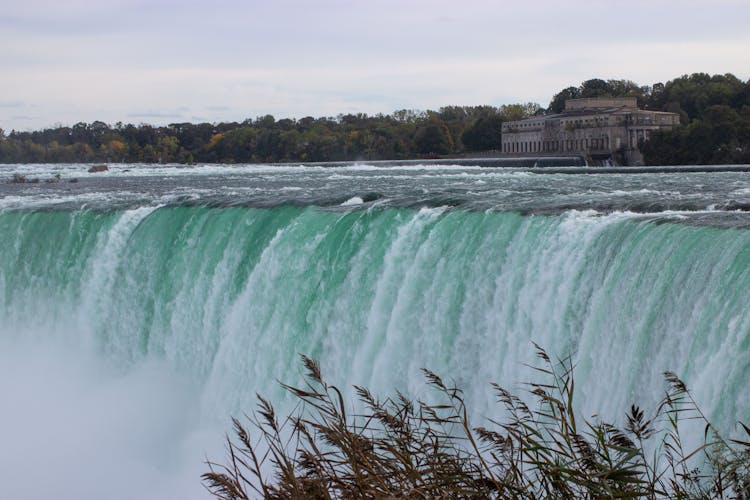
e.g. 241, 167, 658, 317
203, 346, 750, 498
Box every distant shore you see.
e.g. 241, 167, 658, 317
1, 72, 748, 166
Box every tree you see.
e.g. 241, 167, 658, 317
255, 129, 282, 162
414, 118, 454, 155
461, 115, 504, 151
605, 79, 645, 97
255, 114, 276, 128
646, 82, 666, 110
209, 127, 257, 162
549, 86, 581, 113
392, 109, 427, 124
155, 136, 180, 162
501, 102, 541, 121
659, 73, 746, 120
580, 78, 610, 97
102, 139, 127, 162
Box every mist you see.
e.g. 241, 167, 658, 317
0, 336, 219, 500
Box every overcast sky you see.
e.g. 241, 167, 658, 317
2, 0, 749, 130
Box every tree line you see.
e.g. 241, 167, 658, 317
1, 73, 748, 165
638, 73, 750, 164
0, 104, 537, 164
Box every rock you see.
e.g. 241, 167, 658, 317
69, 178, 79, 183
12, 175, 41, 184
88, 165, 109, 173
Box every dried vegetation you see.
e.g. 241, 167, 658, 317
204, 346, 750, 499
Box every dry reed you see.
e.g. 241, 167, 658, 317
203, 346, 750, 499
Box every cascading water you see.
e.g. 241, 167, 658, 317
2, 163, 750, 498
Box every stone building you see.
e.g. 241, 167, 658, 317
501, 97, 680, 165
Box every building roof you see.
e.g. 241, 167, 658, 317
565, 97, 637, 111
502, 97, 679, 127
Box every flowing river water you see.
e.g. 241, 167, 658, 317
2, 162, 750, 498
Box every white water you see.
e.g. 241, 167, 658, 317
3, 167, 750, 498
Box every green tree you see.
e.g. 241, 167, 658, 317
254, 114, 276, 128
461, 115, 504, 151
392, 109, 427, 124
156, 136, 180, 163
210, 127, 258, 162
580, 78, 609, 97
659, 73, 745, 120
549, 86, 580, 113
414, 118, 454, 155
501, 102, 540, 121
255, 129, 283, 162
141, 144, 158, 162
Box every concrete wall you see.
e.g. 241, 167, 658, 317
565, 97, 638, 111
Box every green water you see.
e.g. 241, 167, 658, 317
2, 205, 749, 431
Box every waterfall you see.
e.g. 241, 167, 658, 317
2, 205, 749, 498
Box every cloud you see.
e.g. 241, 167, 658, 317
0, 0, 749, 130
127, 111, 186, 119
0, 100, 26, 108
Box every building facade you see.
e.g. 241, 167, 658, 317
501, 97, 680, 165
